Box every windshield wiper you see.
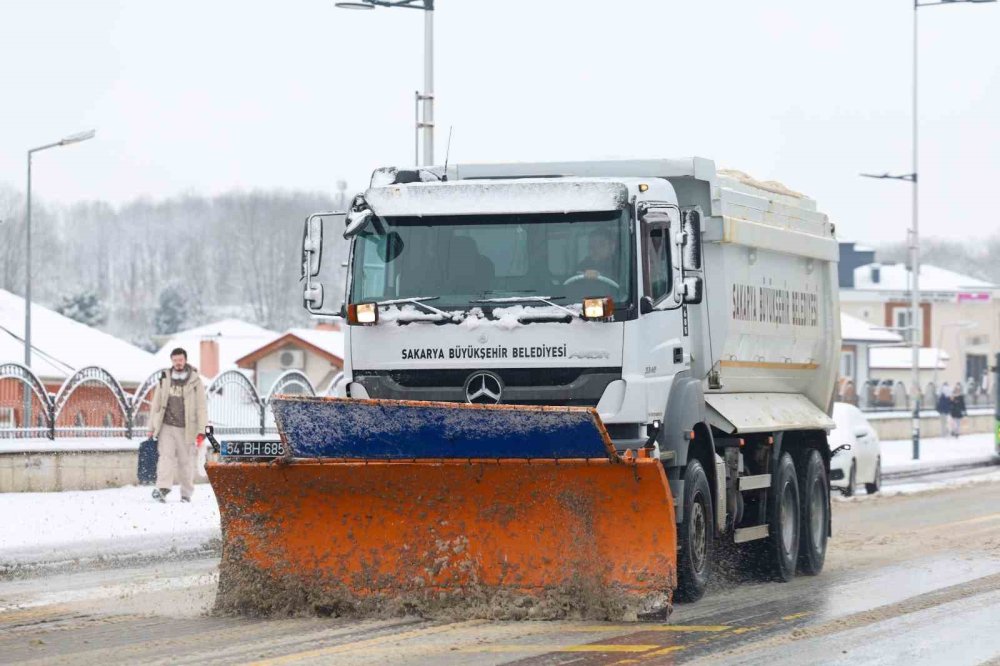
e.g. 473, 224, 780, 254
471, 296, 579, 319
375, 296, 451, 319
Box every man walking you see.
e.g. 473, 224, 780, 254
148, 347, 208, 503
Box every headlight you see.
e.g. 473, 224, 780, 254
582, 297, 614, 320
348, 302, 378, 325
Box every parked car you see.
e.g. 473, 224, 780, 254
829, 402, 881, 496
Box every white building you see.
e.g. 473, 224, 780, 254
840, 260, 999, 388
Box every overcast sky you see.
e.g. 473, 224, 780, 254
1, 0, 997, 243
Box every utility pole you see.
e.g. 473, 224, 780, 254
861, 0, 996, 459
337, 0, 435, 165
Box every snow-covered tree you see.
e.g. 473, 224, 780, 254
55, 291, 107, 327
154, 285, 188, 335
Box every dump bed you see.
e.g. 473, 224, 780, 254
435, 158, 841, 430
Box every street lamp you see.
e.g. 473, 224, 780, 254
25, 129, 97, 369
336, 0, 435, 166
861, 0, 995, 460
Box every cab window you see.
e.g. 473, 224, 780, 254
641, 208, 673, 303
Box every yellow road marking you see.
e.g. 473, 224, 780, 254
247, 620, 487, 665
642, 645, 687, 656
459, 644, 662, 653
571, 624, 731, 633
915, 512, 1000, 532
0, 605, 74, 623
781, 612, 811, 621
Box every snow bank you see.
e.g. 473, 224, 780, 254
835, 470, 1000, 502
0, 437, 141, 453
0, 485, 220, 568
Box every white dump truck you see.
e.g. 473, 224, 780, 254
299, 157, 841, 602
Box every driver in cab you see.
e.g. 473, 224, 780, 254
576, 229, 618, 280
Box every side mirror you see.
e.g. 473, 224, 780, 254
682, 276, 703, 305
301, 211, 346, 316
302, 214, 325, 278
639, 296, 654, 314
681, 210, 703, 270
344, 208, 373, 239
303, 282, 324, 310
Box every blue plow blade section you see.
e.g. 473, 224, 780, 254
270, 396, 619, 461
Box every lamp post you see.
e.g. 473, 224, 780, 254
336, 0, 435, 166
25, 130, 96, 369
860, 0, 995, 460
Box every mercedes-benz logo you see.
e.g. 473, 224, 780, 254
464, 371, 503, 404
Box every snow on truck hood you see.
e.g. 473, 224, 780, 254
364, 178, 629, 217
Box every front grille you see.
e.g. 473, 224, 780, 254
354, 367, 620, 388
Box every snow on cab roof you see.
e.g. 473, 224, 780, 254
365, 178, 630, 217
0, 289, 159, 385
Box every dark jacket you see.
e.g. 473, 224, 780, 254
949, 394, 967, 419
936, 393, 951, 415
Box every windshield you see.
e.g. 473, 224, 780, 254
349, 210, 632, 310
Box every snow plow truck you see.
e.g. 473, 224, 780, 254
206, 157, 841, 620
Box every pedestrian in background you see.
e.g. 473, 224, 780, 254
936, 382, 951, 438
148, 347, 208, 502
949, 382, 967, 438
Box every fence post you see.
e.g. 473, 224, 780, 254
260, 402, 267, 436
48, 395, 55, 440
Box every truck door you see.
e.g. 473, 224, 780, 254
637, 204, 688, 422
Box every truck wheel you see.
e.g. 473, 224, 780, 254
766, 452, 800, 582
865, 458, 881, 495
675, 458, 713, 602
797, 449, 827, 576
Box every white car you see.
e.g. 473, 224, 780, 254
829, 402, 881, 496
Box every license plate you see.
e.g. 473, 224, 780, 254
220, 440, 287, 458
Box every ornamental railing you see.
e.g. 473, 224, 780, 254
0, 364, 316, 440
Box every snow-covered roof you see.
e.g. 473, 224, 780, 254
235, 325, 345, 368
0, 289, 159, 385
840, 313, 903, 343
851, 263, 996, 293
286, 327, 344, 360
869, 347, 950, 370
154, 319, 278, 378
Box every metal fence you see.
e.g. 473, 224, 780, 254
0, 363, 322, 440
836, 377, 995, 413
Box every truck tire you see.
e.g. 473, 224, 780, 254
766, 452, 800, 582
797, 449, 827, 576
865, 458, 881, 495
675, 458, 713, 602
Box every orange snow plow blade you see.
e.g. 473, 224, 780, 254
206, 398, 677, 620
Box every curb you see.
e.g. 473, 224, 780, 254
883, 457, 999, 481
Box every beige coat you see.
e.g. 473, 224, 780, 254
149, 365, 208, 444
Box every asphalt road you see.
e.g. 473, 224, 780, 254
2, 477, 999, 666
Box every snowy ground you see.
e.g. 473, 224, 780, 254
0, 485, 220, 569
1, 434, 996, 570
880, 432, 997, 473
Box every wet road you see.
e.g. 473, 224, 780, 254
2, 478, 999, 666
